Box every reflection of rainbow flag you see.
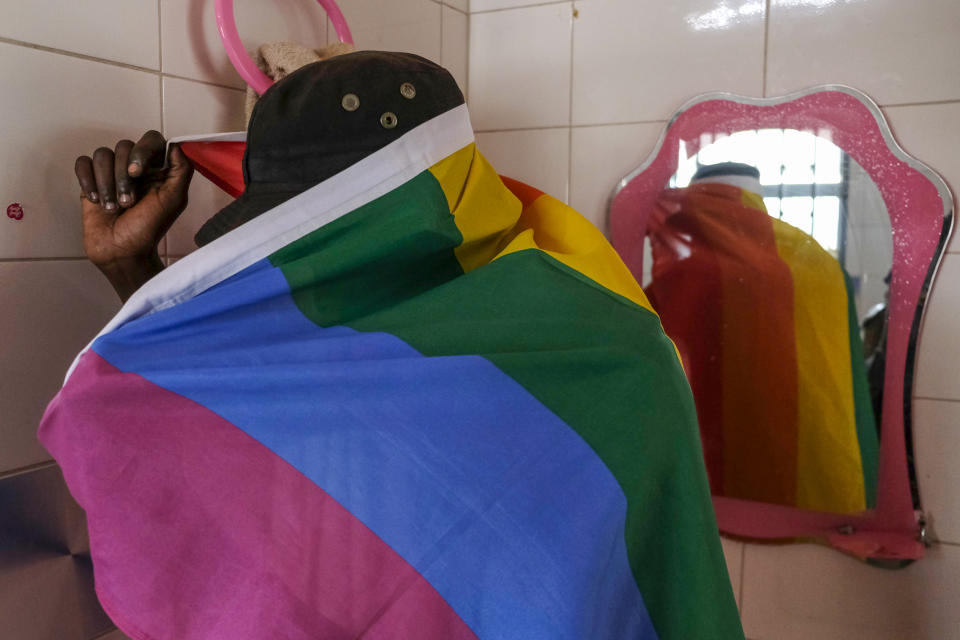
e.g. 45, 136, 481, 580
647, 183, 879, 515
39, 108, 742, 639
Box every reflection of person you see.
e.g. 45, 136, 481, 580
647, 162, 879, 514
46, 53, 744, 639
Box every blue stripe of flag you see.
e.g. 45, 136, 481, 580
92, 258, 658, 640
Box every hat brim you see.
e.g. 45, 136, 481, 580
194, 184, 304, 248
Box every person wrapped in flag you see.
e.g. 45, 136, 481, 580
646, 163, 879, 516
43, 52, 743, 639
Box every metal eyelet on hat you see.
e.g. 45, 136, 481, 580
341, 93, 360, 111
380, 112, 399, 129
400, 82, 416, 99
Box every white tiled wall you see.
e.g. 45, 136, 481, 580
0, 43, 162, 259
469, 3, 572, 130
469, 1, 960, 638
0, 0, 466, 472
0, 1, 161, 69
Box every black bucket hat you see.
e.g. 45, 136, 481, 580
194, 51, 465, 247
692, 162, 760, 182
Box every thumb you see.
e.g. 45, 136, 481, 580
158, 143, 194, 203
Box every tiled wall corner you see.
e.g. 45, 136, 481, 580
444, 0, 469, 13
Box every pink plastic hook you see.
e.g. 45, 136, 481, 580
215, 0, 354, 96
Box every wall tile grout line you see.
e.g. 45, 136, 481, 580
157, 0, 163, 73
0, 459, 57, 482
567, 1, 575, 204
157, 0, 165, 231
881, 98, 960, 109
738, 543, 747, 616
464, 10, 470, 97
158, 0, 167, 262
0, 35, 248, 94
0, 256, 88, 263
475, 124, 571, 133
571, 119, 669, 128
159, 74, 165, 137
159, 79, 167, 259
475, 119, 669, 134
762, 0, 771, 98
913, 396, 960, 404
0, 35, 160, 73
161, 72, 246, 94
470, 0, 571, 14
440, 1, 447, 84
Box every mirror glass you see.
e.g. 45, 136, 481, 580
642, 127, 892, 514
610, 86, 953, 557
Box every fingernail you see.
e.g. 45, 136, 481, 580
88, 192, 99, 202
128, 162, 140, 174
104, 201, 117, 211
119, 193, 132, 206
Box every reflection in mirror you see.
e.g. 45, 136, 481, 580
642, 129, 891, 514
608, 86, 954, 559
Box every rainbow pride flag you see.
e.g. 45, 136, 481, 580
39, 106, 742, 639
647, 182, 879, 515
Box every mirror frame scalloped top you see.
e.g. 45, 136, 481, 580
609, 85, 954, 562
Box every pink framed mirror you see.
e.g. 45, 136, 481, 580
609, 85, 954, 562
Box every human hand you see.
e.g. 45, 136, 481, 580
75, 130, 194, 301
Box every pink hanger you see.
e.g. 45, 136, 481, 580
215, 0, 354, 96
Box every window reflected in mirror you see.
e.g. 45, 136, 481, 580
664, 128, 892, 336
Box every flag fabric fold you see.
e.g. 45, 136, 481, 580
40, 106, 742, 639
